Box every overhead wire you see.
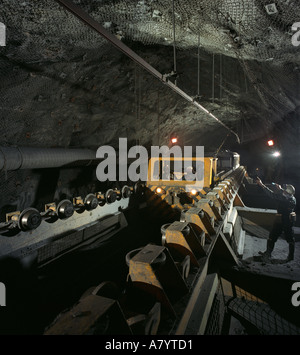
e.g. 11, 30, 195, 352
134, 64, 141, 147
172, 0, 177, 86
197, 33, 200, 98
212, 53, 215, 104
138, 66, 141, 147
220, 54, 222, 100
157, 86, 160, 146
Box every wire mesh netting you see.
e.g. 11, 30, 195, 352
227, 286, 300, 335
204, 279, 300, 335
72, 0, 300, 60
204, 280, 227, 335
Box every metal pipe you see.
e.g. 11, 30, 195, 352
54, 0, 240, 144
0, 146, 96, 171
55, 0, 162, 80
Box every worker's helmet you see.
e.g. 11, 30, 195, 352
186, 166, 194, 173
284, 184, 295, 195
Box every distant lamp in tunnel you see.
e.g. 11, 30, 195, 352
190, 189, 198, 196
267, 139, 274, 147
155, 187, 165, 195
171, 137, 178, 144
272, 151, 281, 157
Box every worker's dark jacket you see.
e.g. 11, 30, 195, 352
261, 185, 296, 221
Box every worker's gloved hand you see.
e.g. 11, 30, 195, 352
256, 177, 262, 186
273, 183, 282, 191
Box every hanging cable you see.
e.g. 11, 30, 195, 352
215, 134, 230, 156
212, 53, 215, 104
138, 66, 141, 147
134, 64, 137, 147
134, 64, 141, 147
157, 87, 160, 146
197, 33, 200, 98
224, 55, 233, 140
172, 0, 177, 86
220, 54, 222, 100
241, 118, 244, 143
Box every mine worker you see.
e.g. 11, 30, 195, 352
162, 162, 175, 180
185, 165, 195, 181
256, 177, 296, 262
162, 162, 170, 180
184, 163, 204, 181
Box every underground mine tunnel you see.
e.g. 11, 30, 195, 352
0, 0, 300, 337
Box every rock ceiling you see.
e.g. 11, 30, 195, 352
1, 0, 300, 151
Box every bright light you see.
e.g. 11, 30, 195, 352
171, 137, 178, 144
191, 189, 198, 196
156, 187, 165, 194
267, 140, 274, 147
273, 151, 281, 157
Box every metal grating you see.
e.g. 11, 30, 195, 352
37, 230, 84, 264
204, 281, 226, 335
227, 286, 300, 335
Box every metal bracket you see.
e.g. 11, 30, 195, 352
127, 244, 188, 316
162, 221, 206, 266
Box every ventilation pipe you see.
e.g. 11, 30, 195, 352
0, 146, 97, 171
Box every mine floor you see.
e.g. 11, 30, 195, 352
241, 227, 300, 280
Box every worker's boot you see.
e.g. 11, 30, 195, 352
259, 239, 274, 260
286, 243, 295, 262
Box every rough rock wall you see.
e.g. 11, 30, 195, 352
1, 0, 300, 215
1, 0, 300, 150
